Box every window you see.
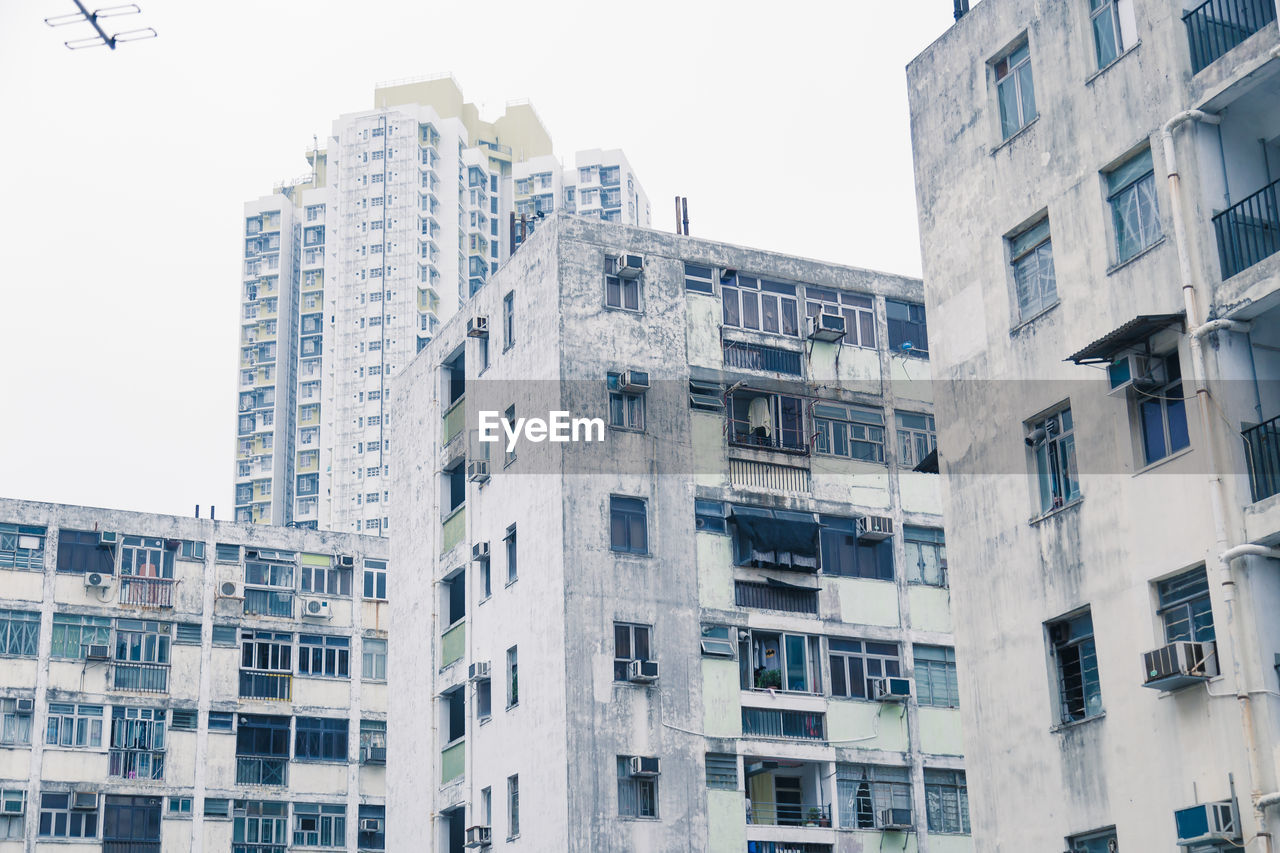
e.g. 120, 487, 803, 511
174, 622, 202, 645
0, 790, 18, 839
886, 299, 929, 356
1107, 148, 1161, 262
505, 525, 517, 584
684, 263, 715, 294
727, 390, 805, 451
46, 703, 104, 747
0, 609, 38, 657
994, 41, 1037, 139
1050, 611, 1102, 723
506, 646, 519, 708
705, 753, 737, 790
1090, 0, 1134, 68
507, 775, 519, 839
295, 717, 348, 761
358, 804, 385, 850
700, 624, 736, 657
837, 764, 911, 829
212, 625, 238, 647
605, 266, 640, 311
695, 500, 727, 533
51, 613, 112, 658
1158, 567, 1215, 643
1068, 828, 1119, 852
607, 373, 645, 431
360, 719, 386, 757
721, 275, 800, 336
204, 797, 230, 817
363, 559, 388, 600
613, 622, 651, 680
924, 769, 970, 834
610, 497, 648, 554
1, 698, 32, 745
904, 526, 947, 586
804, 287, 876, 347
215, 543, 240, 562
38, 792, 98, 839
168, 796, 192, 816
170, 709, 197, 730
731, 505, 821, 571
234, 801, 287, 849
503, 405, 517, 466
1138, 353, 1190, 465
1031, 406, 1080, 513
819, 516, 892, 579
814, 402, 885, 462
55, 529, 114, 574
244, 558, 295, 618
119, 536, 174, 578
740, 629, 821, 693
114, 619, 170, 666
896, 411, 937, 469
915, 646, 960, 707
1010, 217, 1057, 320
0, 523, 44, 570
301, 562, 351, 596
476, 676, 492, 721
502, 291, 515, 350
829, 639, 901, 699
208, 711, 234, 731
617, 756, 658, 818
109, 706, 166, 780
298, 635, 350, 678
293, 803, 345, 847
363, 637, 388, 680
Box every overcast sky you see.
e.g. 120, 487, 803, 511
0, 0, 958, 519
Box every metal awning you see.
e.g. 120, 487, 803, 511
730, 506, 820, 556
764, 576, 818, 592
1066, 314, 1184, 364
912, 448, 939, 474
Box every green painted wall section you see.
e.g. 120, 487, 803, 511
929, 831, 975, 852
834, 577, 900, 627
300, 553, 330, 567
706, 789, 746, 853
441, 506, 465, 554
826, 700, 910, 751
811, 461, 892, 508
701, 659, 741, 738
697, 535, 734, 610
441, 740, 464, 784
441, 621, 465, 668
684, 296, 723, 369
918, 706, 965, 755
692, 414, 728, 489
442, 397, 466, 443
908, 585, 952, 633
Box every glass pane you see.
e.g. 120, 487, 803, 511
785, 635, 807, 691
1093, 8, 1119, 67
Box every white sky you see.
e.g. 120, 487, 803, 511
0, 0, 957, 519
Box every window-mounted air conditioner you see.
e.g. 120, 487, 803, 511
627, 659, 659, 684
335, 554, 355, 569
468, 661, 491, 681
468, 460, 490, 483
303, 598, 332, 619
467, 316, 489, 338
14, 698, 34, 714
619, 370, 650, 393
871, 676, 912, 702
85, 644, 112, 660
856, 515, 894, 542
879, 807, 912, 830
1142, 640, 1217, 691
1107, 353, 1165, 397
360, 817, 384, 834
465, 825, 492, 848
808, 311, 847, 342
71, 792, 98, 810
84, 572, 113, 590
361, 745, 387, 765
472, 542, 490, 561
98, 531, 118, 547
629, 756, 660, 777
1175, 800, 1239, 847
0, 798, 20, 815
613, 254, 644, 279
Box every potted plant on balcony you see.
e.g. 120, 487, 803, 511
756, 668, 782, 690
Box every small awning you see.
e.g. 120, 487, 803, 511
913, 448, 939, 474
765, 576, 818, 592
731, 506, 820, 556
1066, 314, 1184, 364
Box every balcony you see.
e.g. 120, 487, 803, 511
109, 749, 165, 781
724, 341, 803, 376
441, 622, 465, 669
735, 580, 818, 615
742, 708, 825, 741
113, 663, 168, 694
239, 671, 292, 701
441, 740, 464, 785
745, 757, 831, 828
244, 588, 293, 619
748, 802, 832, 828
119, 577, 174, 608
1244, 414, 1280, 502
235, 756, 288, 786
1184, 0, 1277, 73
1214, 177, 1280, 280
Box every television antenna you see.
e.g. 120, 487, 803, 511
44, 2, 156, 50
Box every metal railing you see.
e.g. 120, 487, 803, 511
1184, 0, 1276, 72
741, 707, 825, 741
232, 845, 286, 853
244, 588, 294, 618
104, 843, 161, 853
724, 341, 804, 376
235, 756, 288, 786
113, 663, 169, 693
747, 801, 832, 827
1243, 414, 1280, 502
1214, 177, 1280, 279
735, 581, 818, 615
119, 577, 174, 608
109, 749, 165, 780
239, 671, 292, 701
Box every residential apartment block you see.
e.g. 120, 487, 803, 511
0, 499, 389, 852
236, 75, 650, 535
908, 1, 1280, 850
389, 214, 971, 852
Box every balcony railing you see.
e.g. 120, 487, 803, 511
233, 846, 286, 853
239, 671, 292, 701
1214, 177, 1280, 280
235, 755, 288, 786
104, 843, 161, 853
1184, 0, 1277, 73
1244, 414, 1280, 502
724, 341, 803, 376
109, 749, 165, 780
244, 588, 294, 618
735, 580, 818, 615
741, 708, 825, 741
743, 844, 832, 853
747, 801, 832, 827
113, 663, 169, 694
119, 577, 174, 608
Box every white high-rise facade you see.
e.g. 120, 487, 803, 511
235, 75, 650, 534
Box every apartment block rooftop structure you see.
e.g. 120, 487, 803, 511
389, 214, 972, 852
235, 75, 651, 535
908, 0, 1280, 850
0, 498, 389, 852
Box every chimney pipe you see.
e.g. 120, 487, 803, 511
195, 504, 200, 519
210, 506, 216, 522
954, 0, 969, 20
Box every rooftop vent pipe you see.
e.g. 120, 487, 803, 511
954, 0, 969, 20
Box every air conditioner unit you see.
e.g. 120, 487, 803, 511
14, 698, 34, 714
85, 644, 112, 660
84, 572, 113, 589
627, 659, 659, 684
1175, 800, 1239, 846
879, 806, 912, 831
620, 370, 650, 393
98, 531, 118, 547
303, 598, 332, 619
218, 579, 243, 599
468, 661, 491, 681
360, 818, 384, 834
468, 460, 490, 483
613, 254, 644, 279
1107, 353, 1165, 397
1142, 640, 1217, 691
71, 792, 98, 810
465, 825, 492, 848
629, 756, 660, 777
362, 745, 387, 765
856, 515, 894, 542
335, 554, 355, 569
808, 311, 847, 342
467, 316, 489, 338
0, 798, 20, 815
871, 676, 912, 702
472, 542, 490, 561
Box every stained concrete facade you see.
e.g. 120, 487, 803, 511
908, 1, 1280, 850
390, 214, 972, 852
0, 498, 388, 852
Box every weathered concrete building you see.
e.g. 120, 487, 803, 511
908, 1, 1280, 850
389, 214, 971, 852
0, 498, 388, 852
